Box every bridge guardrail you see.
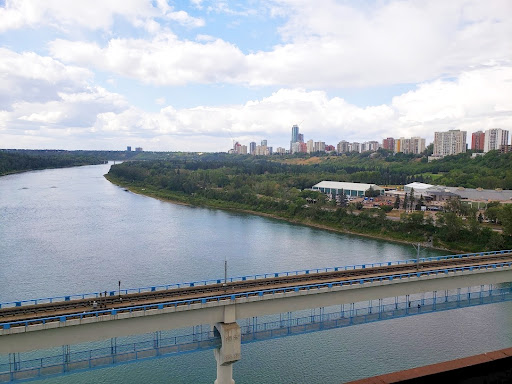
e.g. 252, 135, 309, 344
1, 250, 510, 310
2, 259, 511, 330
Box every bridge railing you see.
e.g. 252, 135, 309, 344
2, 284, 512, 383
1, 250, 510, 310
2, 259, 511, 330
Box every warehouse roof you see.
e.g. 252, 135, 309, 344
312, 181, 383, 191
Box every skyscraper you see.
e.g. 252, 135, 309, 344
249, 142, 256, 155
290, 124, 299, 151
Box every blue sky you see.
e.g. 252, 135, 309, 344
0, 0, 511, 151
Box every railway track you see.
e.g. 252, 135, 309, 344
2, 253, 512, 327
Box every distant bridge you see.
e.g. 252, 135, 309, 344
1, 249, 512, 383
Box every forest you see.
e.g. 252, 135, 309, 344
0, 150, 139, 175
106, 151, 512, 252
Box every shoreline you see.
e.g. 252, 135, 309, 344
105, 175, 454, 253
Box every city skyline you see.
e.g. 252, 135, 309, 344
0, 1, 511, 152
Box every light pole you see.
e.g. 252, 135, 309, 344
412, 242, 421, 270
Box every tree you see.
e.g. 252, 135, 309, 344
380, 205, 393, 213
394, 194, 400, 209
409, 188, 415, 211
498, 204, 512, 236
415, 194, 424, 211
402, 193, 408, 210
365, 186, 380, 197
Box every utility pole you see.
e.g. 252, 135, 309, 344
223, 256, 228, 291
413, 243, 421, 270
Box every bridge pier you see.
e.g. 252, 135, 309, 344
213, 322, 241, 384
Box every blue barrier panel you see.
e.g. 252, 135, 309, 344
158, 304, 163, 310
110, 292, 115, 296
151, 287, 156, 291
3, 324, 10, 330
216, 280, 221, 284
201, 299, 206, 304
275, 273, 279, 277
16, 302, 21, 307
59, 317, 66, 322
190, 283, 194, 287
65, 296, 70, 301
230, 295, 235, 301
111, 310, 117, 315
242, 277, 246, 281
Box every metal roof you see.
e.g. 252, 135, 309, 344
440, 186, 512, 202
405, 182, 434, 190
312, 181, 383, 191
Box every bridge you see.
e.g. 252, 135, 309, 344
1, 249, 512, 383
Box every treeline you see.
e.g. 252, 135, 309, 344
106, 155, 512, 252
0, 149, 143, 176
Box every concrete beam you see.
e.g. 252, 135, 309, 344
1, 267, 511, 354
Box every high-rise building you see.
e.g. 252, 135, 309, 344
395, 137, 425, 155
484, 128, 509, 153
249, 142, 256, 155
471, 131, 485, 151
337, 140, 350, 153
291, 125, 299, 143
306, 139, 314, 154
290, 124, 300, 151
314, 141, 325, 152
126, 146, 132, 152
382, 137, 395, 151
255, 145, 268, 156
351, 142, 360, 153
298, 133, 304, 143
433, 130, 467, 157
368, 141, 380, 151
261, 139, 268, 147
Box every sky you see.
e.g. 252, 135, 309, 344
0, 0, 511, 152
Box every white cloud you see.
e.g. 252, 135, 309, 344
45, 0, 512, 89
0, 0, 204, 32
0, 48, 92, 108
80, 67, 512, 151
49, 33, 247, 86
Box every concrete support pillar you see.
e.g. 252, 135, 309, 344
213, 322, 241, 384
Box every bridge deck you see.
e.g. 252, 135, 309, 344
1, 251, 512, 329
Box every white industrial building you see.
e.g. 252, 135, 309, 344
311, 181, 384, 197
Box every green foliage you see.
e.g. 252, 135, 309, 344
0, 150, 111, 175
105, 153, 512, 252
498, 204, 512, 237
380, 205, 393, 213
364, 186, 380, 197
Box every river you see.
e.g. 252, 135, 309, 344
1, 163, 511, 383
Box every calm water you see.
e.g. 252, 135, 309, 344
1, 163, 511, 383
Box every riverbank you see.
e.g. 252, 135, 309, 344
105, 174, 455, 253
